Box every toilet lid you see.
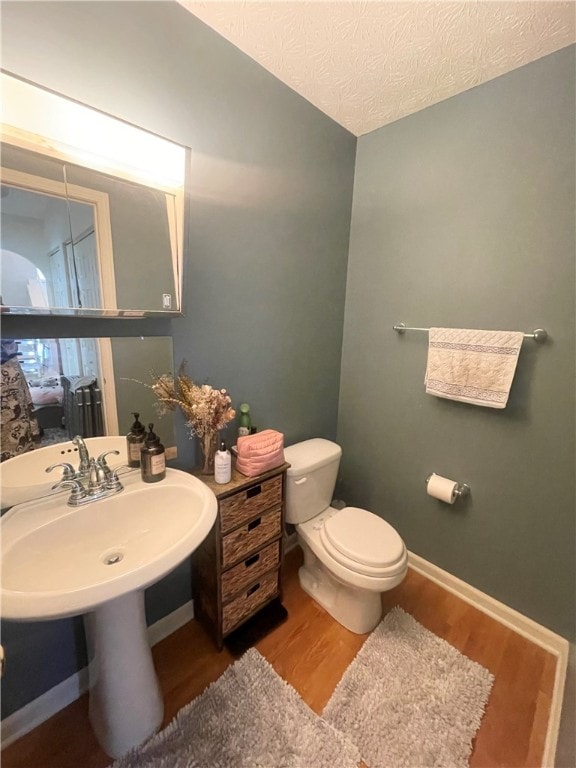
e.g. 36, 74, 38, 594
322, 507, 405, 569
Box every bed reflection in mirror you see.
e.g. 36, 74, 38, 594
0, 336, 176, 457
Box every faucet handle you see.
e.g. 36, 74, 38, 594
46, 462, 76, 480
51, 479, 87, 505
107, 466, 124, 493
97, 450, 120, 475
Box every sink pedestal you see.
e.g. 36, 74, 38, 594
84, 591, 163, 758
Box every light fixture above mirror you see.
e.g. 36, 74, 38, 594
0, 72, 188, 317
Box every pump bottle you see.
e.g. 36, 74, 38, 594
214, 441, 232, 484
126, 412, 146, 467
140, 424, 166, 483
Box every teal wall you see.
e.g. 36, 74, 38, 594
110, 336, 175, 440
338, 46, 575, 640
0, 0, 355, 717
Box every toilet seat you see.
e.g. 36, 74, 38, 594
319, 507, 406, 577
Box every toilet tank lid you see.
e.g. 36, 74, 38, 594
285, 438, 342, 476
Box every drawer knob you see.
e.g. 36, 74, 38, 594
247, 517, 262, 531
245, 553, 260, 568
246, 485, 262, 498
247, 582, 260, 596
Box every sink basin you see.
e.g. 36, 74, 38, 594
1, 467, 217, 620
0, 436, 127, 509
1, 464, 217, 757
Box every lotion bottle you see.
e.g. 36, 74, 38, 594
214, 440, 231, 484
238, 403, 251, 437
126, 412, 146, 467
140, 423, 166, 483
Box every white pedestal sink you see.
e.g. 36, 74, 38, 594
1, 452, 217, 758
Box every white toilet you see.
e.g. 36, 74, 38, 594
284, 438, 408, 634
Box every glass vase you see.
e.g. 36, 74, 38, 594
199, 430, 217, 475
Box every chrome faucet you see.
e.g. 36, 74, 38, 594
73, 435, 91, 475
46, 444, 124, 506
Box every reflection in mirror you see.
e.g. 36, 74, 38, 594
0, 72, 187, 316
1, 153, 100, 309
0, 336, 176, 459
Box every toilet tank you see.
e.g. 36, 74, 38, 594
284, 438, 342, 524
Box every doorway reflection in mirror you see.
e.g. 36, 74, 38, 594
0, 336, 176, 456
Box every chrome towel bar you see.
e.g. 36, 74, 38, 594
393, 323, 547, 342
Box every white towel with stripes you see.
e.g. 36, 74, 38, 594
425, 328, 524, 408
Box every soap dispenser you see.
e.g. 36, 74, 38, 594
214, 440, 231, 484
126, 412, 146, 468
140, 423, 166, 483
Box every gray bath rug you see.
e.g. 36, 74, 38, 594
111, 647, 360, 768
323, 607, 494, 768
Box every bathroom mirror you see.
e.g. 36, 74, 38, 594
0, 72, 187, 316
1, 333, 175, 461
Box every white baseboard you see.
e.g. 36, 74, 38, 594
147, 600, 194, 648
1, 600, 194, 750
407, 551, 569, 768
1, 667, 91, 751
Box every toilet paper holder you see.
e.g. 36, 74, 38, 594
425, 474, 470, 500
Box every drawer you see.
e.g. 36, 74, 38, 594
222, 570, 279, 635
220, 475, 282, 534
221, 540, 280, 603
221, 507, 281, 568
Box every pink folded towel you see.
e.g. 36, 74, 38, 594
236, 429, 285, 477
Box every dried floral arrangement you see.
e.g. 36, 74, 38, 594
149, 363, 236, 440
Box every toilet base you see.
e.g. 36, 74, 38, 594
298, 552, 383, 634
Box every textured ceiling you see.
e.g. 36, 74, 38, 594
179, 1, 575, 136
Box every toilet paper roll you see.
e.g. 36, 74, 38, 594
426, 474, 458, 504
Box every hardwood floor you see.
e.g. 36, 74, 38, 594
2, 546, 556, 768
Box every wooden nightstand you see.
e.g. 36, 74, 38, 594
191, 462, 289, 650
